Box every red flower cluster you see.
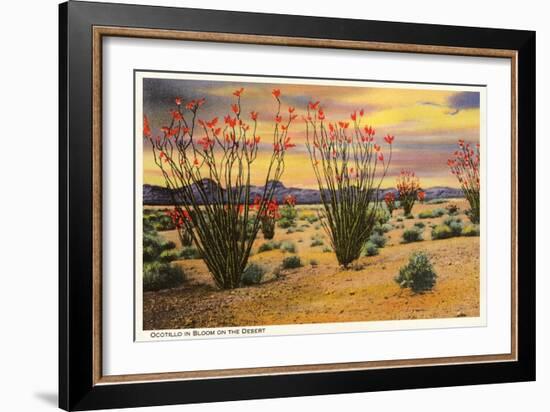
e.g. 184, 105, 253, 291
283, 194, 297, 207
396, 169, 421, 216
384, 192, 397, 215
417, 190, 426, 202
166, 208, 192, 228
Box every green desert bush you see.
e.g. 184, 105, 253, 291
306, 215, 319, 224
257, 240, 281, 253
143, 262, 185, 292
281, 241, 297, 253
396, 217, 403, 222
402, 227, 423, 243
310, 238, 324, 247
431, 224, 453, 240
369, 232, 387, 248
159, 250, 180, 263
414, 221, 425, 229
362, 241, 379, 256
143, 231, 176, 262
418, 208, 446, 219
444, 216, 463, 236
241, 263, 267, 286
445, 203, 459, 215
395, 251, 437, 293
322, 246, 332, 253
179, 246, 202, 259
281, 255, 302, 269
372, 207, 391, 225
462, 224, 480, 237
277, 217, 294, 229
373, 223, 393, 235
405, 214, 414, 220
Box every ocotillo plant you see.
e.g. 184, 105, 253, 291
253, 195, 280, 239
447, 140, 480, 223
305, 105, 394, 267
384, 192, 397, 216
166, 208, 193, 246
396, 170, 420, 216
417, 190, 426, 204
143, 87, 296, 289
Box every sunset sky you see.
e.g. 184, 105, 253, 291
141, 75, 481, 189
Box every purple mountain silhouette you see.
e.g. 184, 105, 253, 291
143, 181, 464, 206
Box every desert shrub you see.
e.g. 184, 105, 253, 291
179, 246, 202, 259
280, 204, 297, 221
362, 241, 379, 256
143, 231, 175, 262
241, 263, 267, 286
418, 208, 446, 219
414, 221, 425, 229
159, 250, 180, 263
277, 217, 294, 229
418, 210, 434, 219
322, 246, 332, 253
373, 223, 393, 235
281, 241, 297, 253
402, 227, 423, 243
394, 251, 437, 293
306, 215, 319, 224
431, 224, 453, 240
281, 255, 302, 269
309, 259, 319, 267
257, 241, 281, 253
371, 206, 391, 225
444, 216, 463, 236
314, 224, 321, 230
295, 227, 305, 232
462, 224, 480, 237
301, 223, 310, 228
428, 198, 447, 205
310, 238, 324, 247
396, 217, 403, 222
405, 214, 414, 220
369, 232, 387, 248
143, 262, 185, 292
445, 203, 459, 215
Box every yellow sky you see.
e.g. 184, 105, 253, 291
142, 78, 481, 189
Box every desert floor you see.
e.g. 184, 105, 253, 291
143, 199, 480, 330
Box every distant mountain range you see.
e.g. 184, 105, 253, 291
143, 180, 464, 206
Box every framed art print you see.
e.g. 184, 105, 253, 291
59, 1, 535, 410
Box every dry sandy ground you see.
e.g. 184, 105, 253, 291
143, 199, 480, 330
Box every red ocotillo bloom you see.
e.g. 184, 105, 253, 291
448, 140, 480, 223
384, 192, 397, 216
144, 87, 296, 289
396, 170, 421, 216
305, 104, 394, 267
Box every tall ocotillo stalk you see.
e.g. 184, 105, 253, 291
304, 104, 395, 267
143, 88, 297, 289
396, 170, 421, 216
447, 140, 480, 223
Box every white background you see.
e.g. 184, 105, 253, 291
0, 0, 546, 411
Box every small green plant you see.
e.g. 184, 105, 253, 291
405, 214, 414, 220
362, 241, 379, 256
309, 259, 319, 267
322, 246, 332, 253
402, 227, 423, 243
278, 217, 294, 229
373, 223, 393, 235
306, 215, 319, 224
462, 224, 480, 237
444, 216, 463, 236
394, 251, 437, 293
369, 232, 387, 248
396, 217, 403, 222
281, 241, 297, 253
179, 246, 202, 259
431, 224, 453, 240
310, 238, 324, 247
257, 241, 281, 253
143, 262, 186, 292
159, 250, 180, 263
241, 263, 267, 286
314, 224, 321, 230
445, 203, 459, 215
414, 221, 425, 229
281, 255, 302, 269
